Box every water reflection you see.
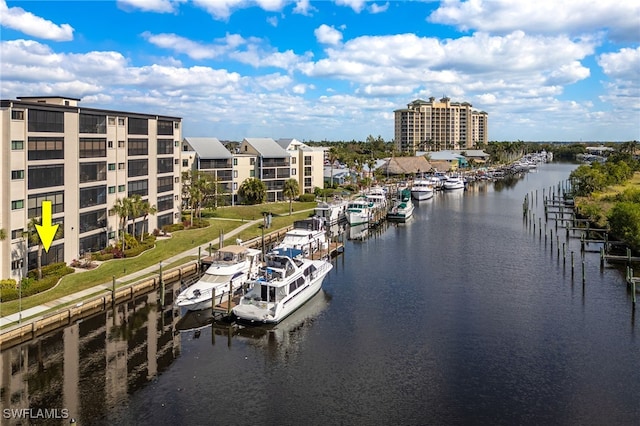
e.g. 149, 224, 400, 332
1, 284, 183, 423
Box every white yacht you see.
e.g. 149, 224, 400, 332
314, 199, 348, 226
346, 196, 372, 225
387, 189, 414, 222
275, 217, 327, 256
410, 179, 435, 200
175, 245, 261, 311
443, 176, 465, 190
232, 249, 333, 324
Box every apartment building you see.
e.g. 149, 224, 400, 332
181, 137, 234, 206
394, 97, 488, 155
0, 96, 182, 280
238, 138, 291, 202
276, 138, 324, 195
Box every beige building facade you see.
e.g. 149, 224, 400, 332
0, 96, 182, 280
394, 97, 488, 155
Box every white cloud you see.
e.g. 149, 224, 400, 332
598, 47, 640, 81
143, 32, 225, 60
428, 0, 640, 42
314, 24, 343, 45
117, 0, 180, 13
293, 0, 316, 16
192, 0, 289, 20
266, 16, 278, 27
335, 0, 366, 13
369, 2, 389, 14
0, 0, 74, 41
254, 73, 292, 90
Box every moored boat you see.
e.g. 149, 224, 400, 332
232, 249, 333, 324
443, 175, 465, 190
410, 179, 435, 200
175, 245, 261, 311
274, 216, 327, 256
387, 188, 414, 222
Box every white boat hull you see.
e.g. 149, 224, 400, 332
233, 263, 332, 324
411, 190, 434, 200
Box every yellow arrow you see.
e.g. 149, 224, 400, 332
35, 200, 60, 252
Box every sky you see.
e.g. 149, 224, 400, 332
1, 0, 639, 143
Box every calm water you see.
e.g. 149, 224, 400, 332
2, 162, 639, 425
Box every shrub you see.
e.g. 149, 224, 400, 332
163, 223, 184, 233
298, 193, 316, 202
0, 279, 17, 290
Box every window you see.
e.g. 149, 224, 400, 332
79, 209, 107, 233
28, 165, 64, 189
28, 137, 64, 160
233, 158, 238, 166
28, 243, 64, 270
174, 141, 180, 147
292, 169, 296, 176
79, 185, 106, 208
304, 156, 312, 166
157, 194, 173, 212
79, 114, 106, 133
158, 176, 173, 193
128, 117, 148, 135
118, 117, 125, 126
304, 166, 311, 177
108, 116, 116, 125
128, 179, 148, 197
118, 162, 125, 170
79, 233, 107, 255
234, 170, 238, 178
28, 109, 64, 132
157, 158, 173, 174
11, 200, 24, 210
79, 138, 106, 158
11, 110, 24, 120
11, 229, 24, 240
291, 157, 296, 164
174, 159, 179, 165
108, 163, 116, 171
174, 177, 179, 183
157, 212, 173, 229
108, 186, 116, 194
249, 157, 254, 164
11, 140, 24, 150
128, 138, 148, 156
157, 121, 174, 135
233, 182, 238, 190
108, 231, 116, 239
128, 159, 148, 177
250, 170, 255, 177
174, 122, 180, 129
118, 185, 125, 192
108, 140, 113, 148
79, 162, 107, 183
182, 159, 189, 167
11, 259, 24, 271
11, 170, 24, 180
157, 139, 173, 154
28, 192, 63, 217
118, 140, 125, 148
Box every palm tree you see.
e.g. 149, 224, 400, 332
238, 178, 267, 204
139, 199, 157, 242
129, 194, 143, 240
110, 197, 132, 250
25, 218, 62, 280
328, 146, 339, 187
282, 178, 300, 215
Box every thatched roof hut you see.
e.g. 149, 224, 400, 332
381, 156, 433, 175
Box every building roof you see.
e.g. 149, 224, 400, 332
450, 149, 490, 158
381, 156, 433, 175
425, 151, 464, 161
184, 137, 232, 159
244, 137, 289, 158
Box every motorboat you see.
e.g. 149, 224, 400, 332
443, 176, 465, 190
387, 189, 414, 222
274, 217, 328, 256
314, 199, 348, 226
175, 245, 261, 311
232, 249, 333, 324
346, 196, 372, 225
410, 179, 434, 200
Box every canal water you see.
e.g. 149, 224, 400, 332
2, 162, 639, 425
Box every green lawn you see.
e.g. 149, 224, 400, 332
0, 201, 317, 319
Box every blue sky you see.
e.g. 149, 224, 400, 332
1, 0, 638, 142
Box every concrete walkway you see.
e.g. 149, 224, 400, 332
0, 217, 265, 329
